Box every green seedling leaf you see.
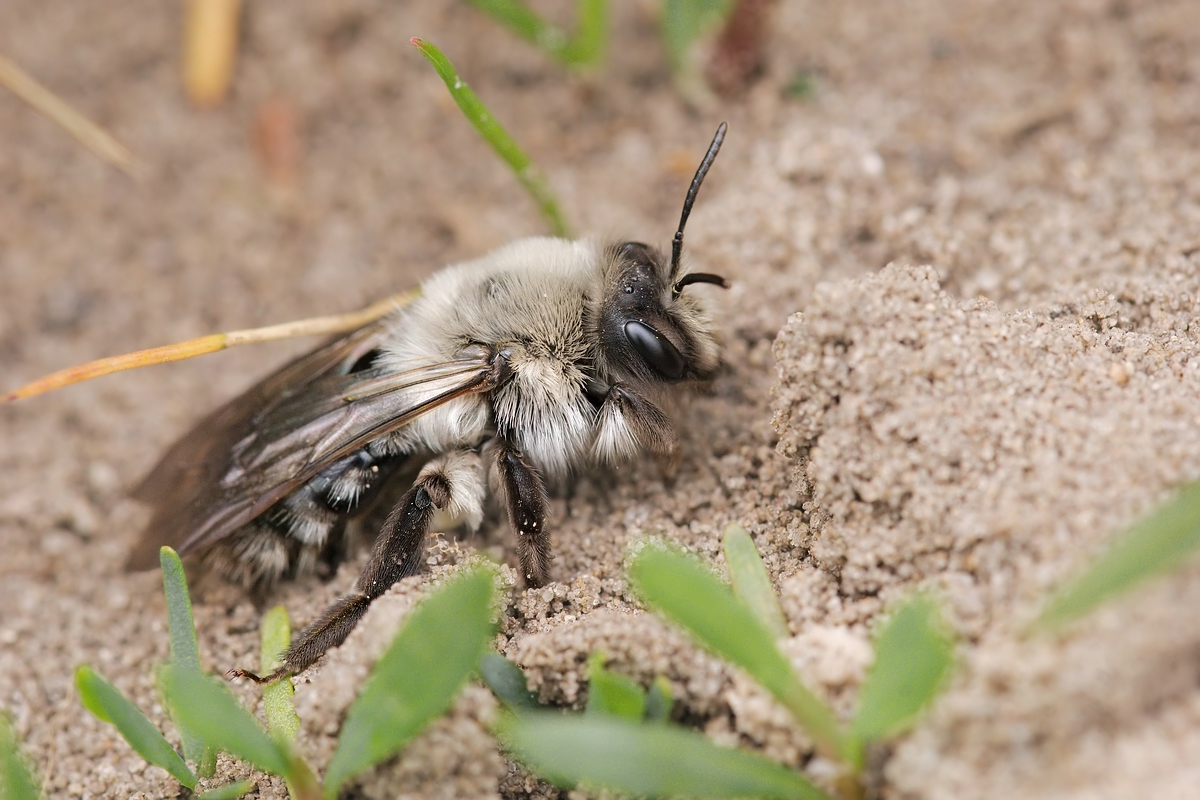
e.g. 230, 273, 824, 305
466, 0, 572, 61
723, 525, 790, 639
566, 0, 609, 67
852, 596, 954, 756
75, 666, 196, 789
410, 38, 571, 238
629, 543, 850, 762
1037, 481, 1200, 630
198, 747, 218, 781
480, 652, 538, 713
161, 547, 201, 672
324, 566, 498, 797
197, 780, 256, 800
662, 0, 731, 64
585, 654, 646, 721
1, 713, 41, 800
644, 676, 674, 722
502, 712, 830, 800
260, 605, 300, 743
465, 0, 607, 67
159, 666, 292, 780
160, 546, 210, 770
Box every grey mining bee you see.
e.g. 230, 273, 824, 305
128, 124, 729, 681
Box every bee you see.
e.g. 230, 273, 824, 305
129, 124, 729, 682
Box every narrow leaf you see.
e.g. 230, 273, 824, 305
161, 547, 201, 671
160, 547, 209, 766
159, 666, 292, 779
644, 676, 674, 722
852, 597, 954, 749
465, 0, 607, 68
0, 713, 41, 800
464, 0, 571, 61
1037, 482, 1200, 630
480, 652, 538, 712
324, 566, 498, 796
563, 0, 608, 67
585, 654, 646, 721
410, 38, 571, 238
723, 525, 790, 639
629, 544, 850, 761
661, 0, 733, 70
260, 605, 300, 743
75, 666, 196, 788
197, 780, 256, 800
502, 713, 830, 800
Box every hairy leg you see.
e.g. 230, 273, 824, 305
489, 438, 551, 586
591, 383, 678, 466
231, 450, 485, 681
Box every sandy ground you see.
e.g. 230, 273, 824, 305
3, 0, 1200, 797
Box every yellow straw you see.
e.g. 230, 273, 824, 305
3, 290, 419, 403
0, 53, 140, 176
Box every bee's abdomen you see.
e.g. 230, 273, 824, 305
270, 450, 390, 544
202, 448, 408, 591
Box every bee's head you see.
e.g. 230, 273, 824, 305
598, 124, 728, 385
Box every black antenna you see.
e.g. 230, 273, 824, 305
674, 272, 729, 291
670, 122, 727, 286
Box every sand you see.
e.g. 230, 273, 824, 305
2, 0, 1200, 797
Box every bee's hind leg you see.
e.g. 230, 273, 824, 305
232, 450, 486, 682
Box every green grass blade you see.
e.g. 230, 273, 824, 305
197, 780, 255, 800
410, 38, 571, 238
723, 525, 790, 639
1, 713, 42, 800
465, 0, 607, 68
1036, 482, 1200, 630
159, 666, 292, 780
851, 597, 954, 756
502, 713, 831, 800
644, 676, 674, 722
629, 544, 850, 761
661, 0, 732, 71
584, 654, 646, 721
75, 666, 196, 789
464, 0, 571, 61
324, 566, 499, 797
479, 652, 538, 713
159, 547, 209, 768
259, 606, 300, 743
564, 0, 608, 67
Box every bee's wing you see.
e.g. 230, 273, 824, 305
128, 321, 496, 567
132, 319, 390, 508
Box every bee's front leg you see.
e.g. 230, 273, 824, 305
591, 383, 679, 466
231, 450, 485, 682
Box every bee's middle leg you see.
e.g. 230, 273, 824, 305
489, 437, 551, 587
240, 450, 485, 681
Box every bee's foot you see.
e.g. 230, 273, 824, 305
226, 668, 266, 684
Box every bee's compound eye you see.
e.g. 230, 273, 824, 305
624, 320, 685, 380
